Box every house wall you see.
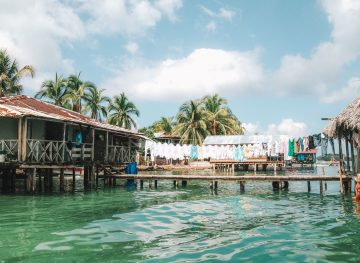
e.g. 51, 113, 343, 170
0, 117, 18, 139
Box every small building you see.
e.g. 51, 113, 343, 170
324, 96, 360, 174
154, 132, 180, 144
0, 96, 143, 165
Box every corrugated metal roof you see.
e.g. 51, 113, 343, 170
0, 96, 141, 138
203, 135, 287, 145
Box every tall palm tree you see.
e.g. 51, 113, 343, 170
152, 117, 174, 134
203, 94, 244, 135
66, 73, 96, 113
83, 86, 110, 120
0, 49, 34, 97
35, 73, 70, 108
108, 93, 140, 129
173, 100, 209, 145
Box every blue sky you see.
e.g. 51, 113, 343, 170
1, 0, 359, 137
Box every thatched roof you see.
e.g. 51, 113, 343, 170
324, 96, 360, 137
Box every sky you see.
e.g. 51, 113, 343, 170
1, 0, 360, 137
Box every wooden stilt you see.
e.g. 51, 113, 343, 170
181, 180, 187, 187
345, 135, 351, 173
32, 168, 36, 193
48, 169, 53, 192
96, 165, 99, 188
350, 133, 356, 174
338, 135, 344, 195
307, 181, 311, 192
154, 180, 158, 189
60, 168, 64, 192
11, 169, 16, 193
72, 168, 76, 191
38, 169, 42, 192
240, 181, 245, 193
84, 166, 89, 189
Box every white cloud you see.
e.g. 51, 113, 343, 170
206, 21, 217, 32
242, 123, 260, 135
0, 0, 85, 91
245, 119, 309, 138
201, 6, 236, 20
321, 77, 360, 103
266, 119, 309, 138
271, 0, 360, 97
104, 48, 264, 100
155, 0, 183, 22
80, 0, 182, 36
125, 41, 139, 54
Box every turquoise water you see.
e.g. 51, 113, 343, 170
1, 167, 360, 262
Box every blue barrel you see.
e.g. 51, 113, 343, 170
126, 162, 138, 174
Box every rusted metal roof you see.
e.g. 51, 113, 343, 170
0, 96, 141, 138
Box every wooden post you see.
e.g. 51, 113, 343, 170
21, 118, 27, 162
32, 168, 36, 192
338, 135, 344, 195
240, 181, 245, 193
60, 168, 64, 192
140, 180, 144, 189
49, 169, 53, 192
84, 166, 88, 189
307, 181, 311, 192
11, 169, 16, 193
91, 129, 95, 162
96, 165, 99, 187
345, 135, 351, 173
62, 123, 66, 162
72, 168, 76, 191
350, 132, 356, 174
214, 181, 218, 190
17, 118, 22, 161
154, 180, 158, 189
105, 131, 109, 163
38, 168, 42, 192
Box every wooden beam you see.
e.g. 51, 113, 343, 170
21, 117, 27, 162
350, 132, 356, 175
105, 131, 109, 162
17, 118, 22, 161
345, 134, 351, 173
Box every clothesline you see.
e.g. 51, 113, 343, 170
145, 133, 335, 162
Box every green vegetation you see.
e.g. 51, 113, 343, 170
1, 50, 244, 139
0, 49, 34, 97
143, 95, 244, 145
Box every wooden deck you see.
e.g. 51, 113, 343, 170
112, 173, 351, 182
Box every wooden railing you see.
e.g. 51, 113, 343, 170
26, 140, 93, 163
0, 139, 19, 161
108, 145, 136, 163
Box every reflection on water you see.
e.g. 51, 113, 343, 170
0, 167, 359, 262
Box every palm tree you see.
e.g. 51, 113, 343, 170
203, 94, 244, 135
35, 73, 70, 108
0, 49, 34, 97
66, 73, 96, 113
173, 100, 209, 145
152, 117, 174, 134
108, 93, 140, 129
83, 86, 110, 120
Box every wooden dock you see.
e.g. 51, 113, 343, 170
113, 173, 350, 182
104, 173, 352, 193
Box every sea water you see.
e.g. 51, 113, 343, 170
0, 166, 359, 262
